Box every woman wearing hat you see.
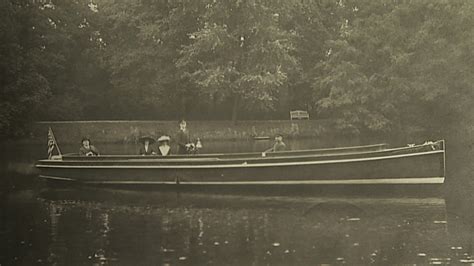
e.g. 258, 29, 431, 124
157, 135, 171, 156
138, 136, 157, 155
79, 138, 100, 156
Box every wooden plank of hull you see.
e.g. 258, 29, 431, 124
38, 150, 445, 185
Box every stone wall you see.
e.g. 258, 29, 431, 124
30, 120, 334, 144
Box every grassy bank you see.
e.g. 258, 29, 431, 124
29, 120, 335, 144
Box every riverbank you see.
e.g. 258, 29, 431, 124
29, 120, 335, 144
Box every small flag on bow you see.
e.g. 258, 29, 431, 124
47, 127, 62, 159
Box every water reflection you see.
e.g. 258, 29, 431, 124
2, 188, 470, 265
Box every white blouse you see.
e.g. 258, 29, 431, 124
159, 145, 170, 156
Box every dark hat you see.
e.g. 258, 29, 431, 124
139, 136, 156, 144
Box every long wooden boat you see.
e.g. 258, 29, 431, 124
36, 141, 445, 186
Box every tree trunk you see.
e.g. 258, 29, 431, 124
231, 94, 240, 124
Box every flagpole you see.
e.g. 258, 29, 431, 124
49, 127, 62, 156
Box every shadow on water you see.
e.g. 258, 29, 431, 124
1, 137, 474, 265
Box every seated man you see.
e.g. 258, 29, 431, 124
264, 134, 287, 153
79, 138, 100, 156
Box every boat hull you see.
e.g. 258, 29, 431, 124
37, 150, 445, 186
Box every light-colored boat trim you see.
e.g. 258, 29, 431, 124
40, 175, 75, 181
39, 175, 444, 185
36, 150, 444, 169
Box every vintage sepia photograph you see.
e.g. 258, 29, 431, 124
0, 0, 473, 265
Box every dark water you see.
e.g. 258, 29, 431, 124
1, 138, 474, 265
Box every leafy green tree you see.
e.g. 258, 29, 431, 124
97, 0, 204, 119
36, 0, 110, 120
313, 0, 474, 134
276, 0, 340, 114
0, 0, 114, 137
177, 0, 297, 122
0, 1, 50, 136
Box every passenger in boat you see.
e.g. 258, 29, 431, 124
176, 120, 191, 154
138, 136, 157, 155
265, 134, 287, 153
157, 135, 171, 156
79, 138, 100, 156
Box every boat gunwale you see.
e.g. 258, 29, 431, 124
37, 142, 441, 164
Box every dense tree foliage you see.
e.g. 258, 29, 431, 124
97, 0, 203, 119
0, 0, 109, 136
1, 0, 473, 136
313, 0, 474, 133
176, 0, 297, 122
0, 1, 50, 136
